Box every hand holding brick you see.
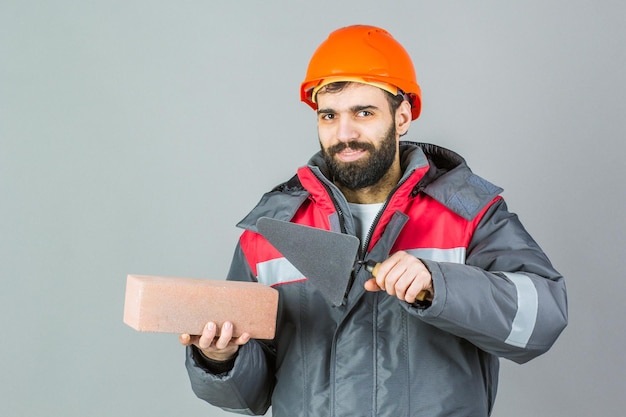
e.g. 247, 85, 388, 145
123, 275, 278, 339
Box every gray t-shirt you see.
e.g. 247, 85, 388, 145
347, 202, 384, 249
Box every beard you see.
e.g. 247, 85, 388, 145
321, 123, 397, 191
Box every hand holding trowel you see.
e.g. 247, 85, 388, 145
256, 217, 432, 307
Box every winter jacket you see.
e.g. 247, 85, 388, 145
185, 142, 568, 417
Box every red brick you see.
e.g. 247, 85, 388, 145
123, 275, 278, 339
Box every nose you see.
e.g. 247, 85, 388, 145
335, 116, 358, 143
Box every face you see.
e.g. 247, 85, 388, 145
316, 83, 409, 191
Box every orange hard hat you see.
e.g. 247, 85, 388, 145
300, 25, 422, 120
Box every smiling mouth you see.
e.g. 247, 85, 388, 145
329, 141, 373, 162
335, 147, 368, 162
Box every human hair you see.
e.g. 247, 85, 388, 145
316, 81, 407, 116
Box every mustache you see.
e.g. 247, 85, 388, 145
327, 141, 375, 156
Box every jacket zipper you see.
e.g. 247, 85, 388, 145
347, 171, 416, 297
310, 168, 348, 233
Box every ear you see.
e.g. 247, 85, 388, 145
395, 100, 412, 136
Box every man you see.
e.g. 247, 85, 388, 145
180, 25, 568, 416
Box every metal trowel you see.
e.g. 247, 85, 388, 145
256, 217, 361, 306
256, 217, 430, 307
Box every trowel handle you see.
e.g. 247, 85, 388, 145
363, 260, 432, 302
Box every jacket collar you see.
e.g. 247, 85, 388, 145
237, 142, 503, 231
305, 141, 502, 221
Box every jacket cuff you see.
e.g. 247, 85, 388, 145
189, 345, 238, 376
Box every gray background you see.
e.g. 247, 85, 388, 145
2, 1, 624, 416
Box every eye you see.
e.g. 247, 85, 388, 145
319, 113, 335, 121
356, 109, 374, 117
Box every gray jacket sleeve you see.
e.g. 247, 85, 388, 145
414, 198, 568, 364
184, 245, 275, 415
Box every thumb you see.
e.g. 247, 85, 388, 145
179, 333, 193, 346
364, 278, 383, 292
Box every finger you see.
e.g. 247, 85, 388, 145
393, 260, 426, 298
403, 280, 425, 303
393, 276, 410, 300
374, 260, 397, 292
402, 269, 433, 303
198, 322, 219, 350
374, 251, 409, 291
234, 332, 251, 346
215, 322, 235, 349
383, 263, 408, 297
